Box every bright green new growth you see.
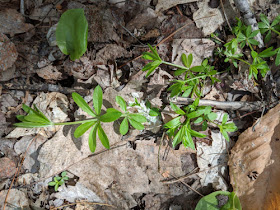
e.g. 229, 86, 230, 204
56, 9, 88, 61
14, 86, 147, 153
48, 171, 69, 191
195, 191, 242, 210
164, 99, 237, 150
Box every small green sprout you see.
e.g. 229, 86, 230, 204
48, 171, 69, 191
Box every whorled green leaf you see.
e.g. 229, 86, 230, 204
74, 121, 96, 138
129, 114, 147, 123
116, 96, 127, 111
164, 116, 182, 129
72, 92, 96, 117
128, 118, 144, 130
88, 123, 98, 153
48, 181, 56, 186
170, 102, 185, 115
97, 123, 110, 149
93, 85, 103, 115
100, 108, 122, 122
56, 9, 88, 61
120, 117, 129, 135
222, 113, 228, 124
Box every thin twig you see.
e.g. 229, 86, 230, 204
3, 168, 18, 210
219, 0, 232, 32
168, 97, 264, 112
169, 174, 204, 197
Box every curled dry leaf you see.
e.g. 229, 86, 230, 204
228, 104, 280, 210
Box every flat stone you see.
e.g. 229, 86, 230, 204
0, 189, 29, 209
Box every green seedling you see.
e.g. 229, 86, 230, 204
48, 171, 69, 191
164, 99, 237, 150
14, 86, 147, 153
195, 191, 242, 210
258, 14, 280, 43
115, 96, 147, 135
56, 9, 88, 61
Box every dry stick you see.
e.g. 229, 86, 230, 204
169, 174, 204, 197
162, 164, 224, 184
118, 14, 217, 69
169, 97, 264, 112
176, 5, 183, 16
233, 0, 264, 47
3, 168, 18, 210
219, 0, 233, 32
50, 200, 116, 210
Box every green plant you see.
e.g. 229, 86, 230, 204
14, 86, 147, 153
195, 191, 242, 210
142, 45, 220, 98
164, 99, 237, 150
48, 171, 69, 191
56, 9, 88, 61
258, 14, 280, 43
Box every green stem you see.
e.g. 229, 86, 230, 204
54, 118, 97, 126
247, 41, 254, 51
162, 61, 188, 70
271, 28, 280, 36
237, 58, 251, 66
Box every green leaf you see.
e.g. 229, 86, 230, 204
260, 14, 270, 26
194, 117, 203, 124
61, 171, 67, 177
88, 123, 98, 153
33, 104, 51, 122
74, 121, 96, 138
148, 44, 161, 60
174, 69, 186, 76
272, 15, 280, 27
16, 115, 26, 122
172, 128, 183, 147
223, 123, 238, 132
55, 184, 59, 191
187, 110, 205, 119
195, 191, 232, 210
116, 96, 127, 111
264, 30, 271, 43
142, 52, 158, 60
248, 38, 259, 45
100, 108, 122, 122
129, 114, 147, 123
128, 118, 145, 130
164, 116, 182, 129
72, 92, 96, 117
14, 122, 52, 128
249, 30, 259, 38
276, 48, 280, 66
56, 9, 88, 61
120, 117, 129, 135
24, 113, 48, 123
183, 129, 195, 150
207, 112, 217, 121
259, 47, 276, 57
48, 181, 56, 186
170, 102, 185, 115
188, 129, 206, 138
222, 129, 230, 141
202, 121, 208, 131
190, 66, 205, 72
93, 85, 103, 115
97, 124, 110, 149
222, 114, 228, 124
187, 54, 193, 68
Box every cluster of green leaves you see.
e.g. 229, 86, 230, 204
221, 15, 280, 79
15, 104, 53, 128
168, 57, 220, 98
195, 191, 242, 210
115, 96, 147, 135
56, 9, 88, 61
15, 86, 147, 153
142, 45, 220, 98
48, 171, 69, 191
164, 99, 237, 150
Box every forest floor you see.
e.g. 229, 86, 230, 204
0, 0, 280, 209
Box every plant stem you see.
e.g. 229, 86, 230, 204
237, 58, 251, 66
247, 41, 254, 51
54, 118, 97, 126
271, 28, 280, 36
162, 61, 188, 70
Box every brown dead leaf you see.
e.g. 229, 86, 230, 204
228, 104, 280, 210
0, 33, 18, 71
